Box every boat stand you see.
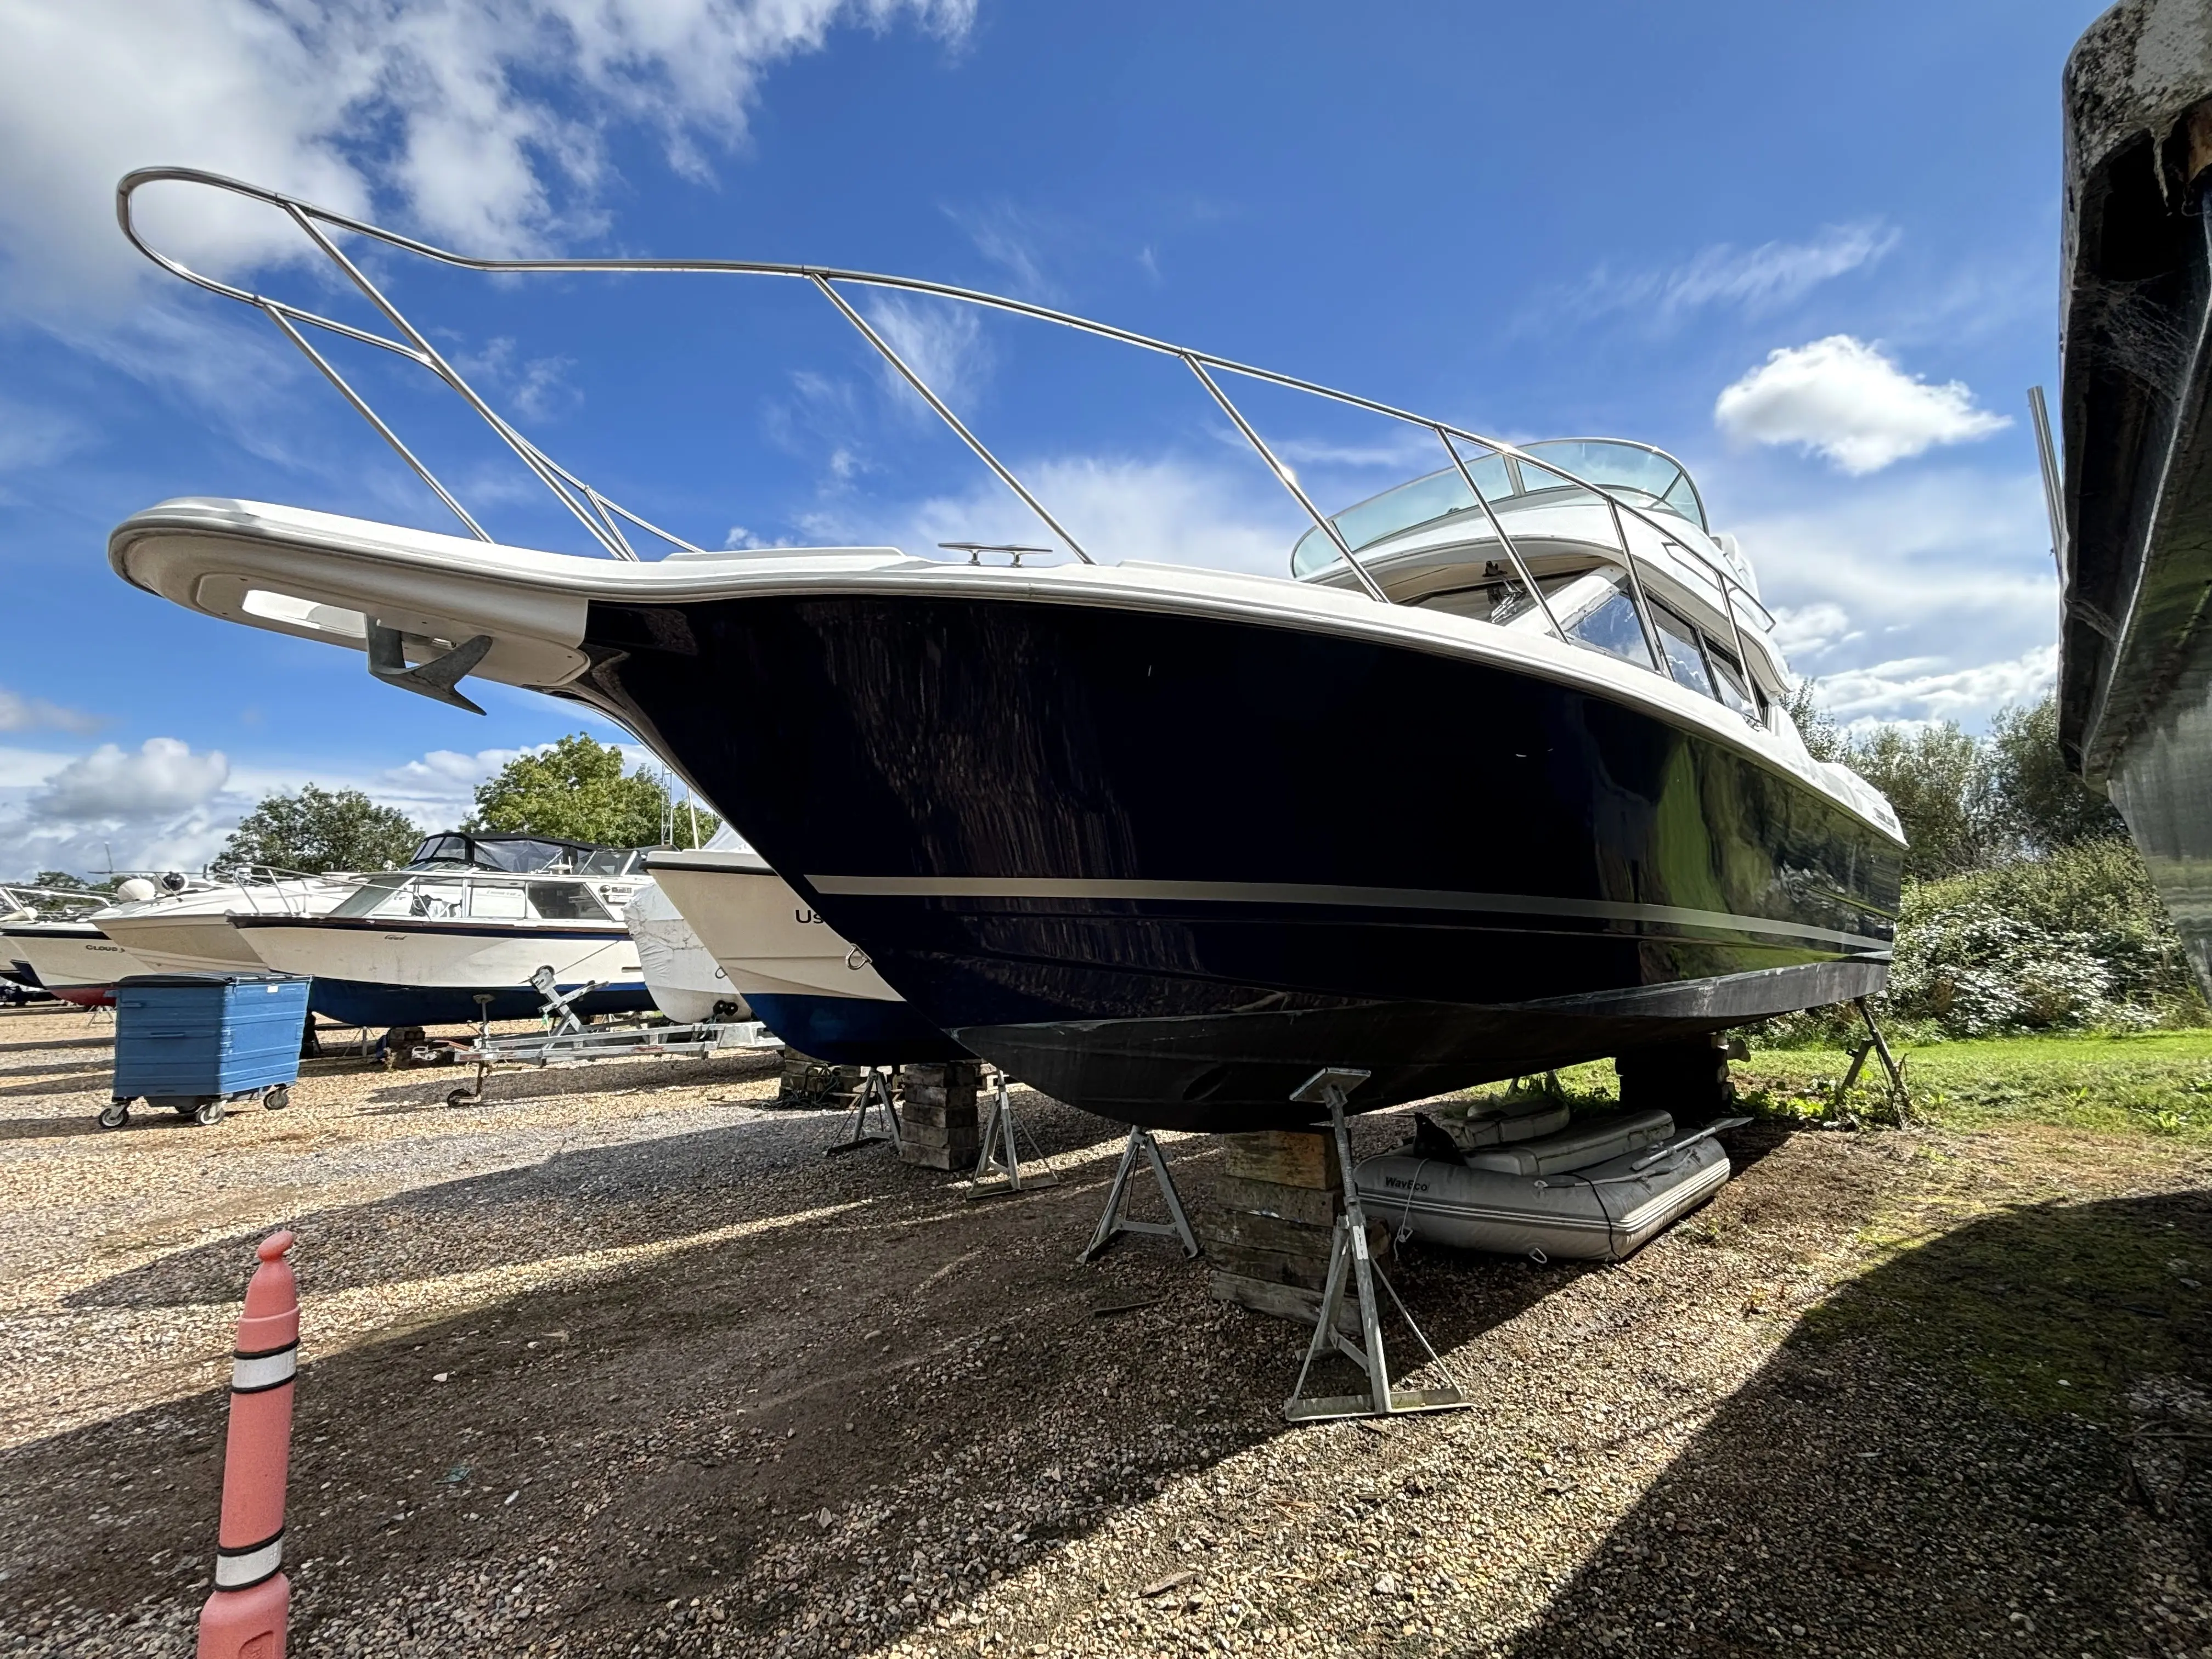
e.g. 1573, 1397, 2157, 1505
1081, 1126, 1199, 1261
1284, 1068, 1471, 1424
825, 1066, 902, 1156
965, 1071, 1062, 1200
1836, 997, 1910, 1118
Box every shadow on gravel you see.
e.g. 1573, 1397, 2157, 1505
1501, 1186, 2212, 1658
9, 1094, 1593, 1655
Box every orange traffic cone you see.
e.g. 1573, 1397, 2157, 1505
197, 1230, 299, 1659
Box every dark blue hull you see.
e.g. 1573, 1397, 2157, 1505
304, 976, 657, 1030
744, 991, 970, 1066
570, 592, 1901, 1129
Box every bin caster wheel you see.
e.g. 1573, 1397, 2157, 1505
98, 1102, 129, 1130
264, 1084, 291, 1111
193, 1098, 227, 1127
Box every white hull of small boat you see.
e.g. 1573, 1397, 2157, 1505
0, 926, 154, 1004
1355, 1135, 1730, 1262
92, 879, 356, 974
645, 848, 966, 1064
624, 881, 749, 1025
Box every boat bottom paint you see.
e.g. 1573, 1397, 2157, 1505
954, 959, 1883, 1131
300, 977, 657, 1030
742, 992, 970, 1066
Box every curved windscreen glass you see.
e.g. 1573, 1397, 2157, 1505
1290, 440, 1706, 579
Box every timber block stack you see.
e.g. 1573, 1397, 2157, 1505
1203, 1129, 1387, 1334
896, 1062, 986, 1169
776, 1052, 865, 1107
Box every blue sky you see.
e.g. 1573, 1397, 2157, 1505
0, 0, 2100, 878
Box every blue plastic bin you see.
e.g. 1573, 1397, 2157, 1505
105, 973, 312, 1128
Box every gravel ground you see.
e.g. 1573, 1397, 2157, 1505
0, 999, 2206, 1658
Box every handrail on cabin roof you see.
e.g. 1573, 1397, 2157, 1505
114, 166, 1770, 633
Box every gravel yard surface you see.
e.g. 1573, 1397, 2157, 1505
0, 1000, 2206, 1657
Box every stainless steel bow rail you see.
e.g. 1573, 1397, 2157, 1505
117, 166, 1773, 646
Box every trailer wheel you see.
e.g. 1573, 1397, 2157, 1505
445, 1087, 473, 1109
97, 1102, 129, 1130
264, 1084, 291, 1111
193, 1098, 227, 1127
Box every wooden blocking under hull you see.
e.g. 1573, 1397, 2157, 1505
1214, 1173, 1344, 1227
1198, 1218, 1392, 1293
1220, 1128, 1341, 1189
896, 1139, 978, 1171
895, 1062, 982, 1169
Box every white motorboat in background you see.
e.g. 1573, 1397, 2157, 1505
89, 869, 363, 975
646, 843, 965, 1064
1, 884, 155, 1007
229, 834, 656, 1029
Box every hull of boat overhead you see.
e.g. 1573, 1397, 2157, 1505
2057, 8, 2212, 992
574, 591, 1900, 1128
231, 915, 650, 1028
645, 850, 969, 1063
0, 926, 154, 1005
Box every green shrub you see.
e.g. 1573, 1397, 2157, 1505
1760, 838, 2205, 1046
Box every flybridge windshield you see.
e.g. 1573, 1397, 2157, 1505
1290, 440, 1708, 579
407, 833, 644, 876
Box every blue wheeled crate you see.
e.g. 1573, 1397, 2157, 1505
104, 973, 313, 1129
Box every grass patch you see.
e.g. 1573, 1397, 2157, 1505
1738, 1029, 2212, 1139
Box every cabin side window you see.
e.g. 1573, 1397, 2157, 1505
1565, 585, 1655, 669
1706, 640, 1764, 725
1649, 603, 1714, 698
529, 882, 613, 922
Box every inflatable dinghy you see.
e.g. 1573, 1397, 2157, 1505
1355, 1111, 1741, 1262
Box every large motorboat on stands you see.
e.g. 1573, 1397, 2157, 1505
104, 168, 1904, 1127
89, 868, 364, 975
228, 831, 657, 1029
645, 833, 968, 1064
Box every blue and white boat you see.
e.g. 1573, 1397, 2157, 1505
229, 834, 657, 1029
645, 836, 966, 1064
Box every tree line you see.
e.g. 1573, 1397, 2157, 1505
1789, 689, 2126, 882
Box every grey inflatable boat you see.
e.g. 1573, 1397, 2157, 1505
1353, 1109, 1737, 1262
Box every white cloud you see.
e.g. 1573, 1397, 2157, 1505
945, 200, 1057, 298
0, 687, 105, 736
1814, 644, 2057, 724
859, 291, 991, 417
0, 0, 978, 318
802, 450, 1298, 574
1765, 602, 1860, 662
30, 737, 229, 820
0, 397, 91, 473
1714, 336, 2011, 474
1572, 223, 1896, 325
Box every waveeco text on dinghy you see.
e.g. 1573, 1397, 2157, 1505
105, 167, 1904, 1130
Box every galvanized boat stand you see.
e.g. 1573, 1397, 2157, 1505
1285, 1068, 1471, 1424
1081, 1126, 1200, 1261
825, 1066, 902, 1156
965, 1071, 1062, 1200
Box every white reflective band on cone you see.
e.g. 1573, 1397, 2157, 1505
213, 1533, 283, 1588
230, 1346, 297, 1391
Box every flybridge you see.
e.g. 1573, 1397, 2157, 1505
116, 166, 1769, 640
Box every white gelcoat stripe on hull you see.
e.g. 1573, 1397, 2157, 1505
803, 875, 1888, 952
